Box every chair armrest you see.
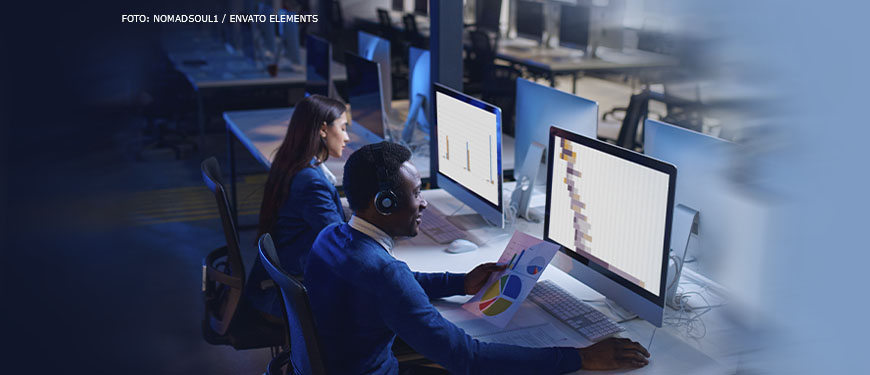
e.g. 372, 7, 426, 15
203, 246, 243, 290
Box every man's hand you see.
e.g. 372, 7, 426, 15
464, 263, 508, 295
578, 337, 650, 370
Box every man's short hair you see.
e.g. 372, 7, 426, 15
344, 142, 412, 212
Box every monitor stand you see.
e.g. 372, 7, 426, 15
511, 141, 545, 223
666, 204, 699, 309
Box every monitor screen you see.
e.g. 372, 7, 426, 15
559, 4, 590, 51
305, 35, 331, 97
516, 0, 544, 42
402, 46, 431, 143
414, 0, 428, 16
545, 127, 675, 326
433, 83, 503, 227
644, 119, 737, 280
357, 31, 392, 115
279, 9, 301, 64
392, 0, 404, 12
345, 52, 385, 141
514, 78, 597, 183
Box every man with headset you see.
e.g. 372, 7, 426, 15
304, 142, 650, 374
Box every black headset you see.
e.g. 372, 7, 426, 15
368, 143, 399, 215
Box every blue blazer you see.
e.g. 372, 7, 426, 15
305, 223, 584, 375
247, 162, 346, 316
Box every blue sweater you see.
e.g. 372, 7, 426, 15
305, 223, 584, 375
247, 163, 346, 316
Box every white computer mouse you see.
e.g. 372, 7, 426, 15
446, 239, 479, 254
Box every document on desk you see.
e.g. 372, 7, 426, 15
476, 323, 575, 348
462, 231, 560, 328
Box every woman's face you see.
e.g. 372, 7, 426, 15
320, 111, 350, 158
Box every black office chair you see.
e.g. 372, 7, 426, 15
402, 14, 426, 49
612, 90, 651, 151
465, 30, 497, 95
482, 64, 521, 136
137, 55, 199, 161
259, 233, 327, 375
200, 157, 286, 350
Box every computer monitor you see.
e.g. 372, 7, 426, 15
476, 0, 502, 33
559, 4, 590, 52
257, 3, 277, 55
414, 0, 428, 16
644, 119, 738, 280
357, 31, 393, 114
545, 126, 676, 327
433, 83, 504, 227
514, 78, 598, 183
305, 35, 331, 97
345, 52, 387, 143
515, 0, 545, 43
392, 0, 404, 12
278, 9, 301, 65
401, 47, 431, 144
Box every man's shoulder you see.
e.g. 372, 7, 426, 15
312, 224, 393, 267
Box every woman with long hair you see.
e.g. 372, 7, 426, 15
247, 95, 349, 316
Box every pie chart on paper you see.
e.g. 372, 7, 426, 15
526, 256, 547, 275
478, 274, 523, 316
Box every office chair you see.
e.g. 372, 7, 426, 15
465, 30, 497, 95
137, 59, 198, 161
482, 64, 521, 136
612, 90, 651, 151
200, 157, 286, 350
402, 13, 426, 49
259, 233, 327, 375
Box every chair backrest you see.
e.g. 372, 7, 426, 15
469, 30, 495, 79
331, 0, 344, 30
377, 8, 392, 28
259, 234, 327, 375
402, 14, 424, 48
201, 157, 246, 335
616, 91, 650, 151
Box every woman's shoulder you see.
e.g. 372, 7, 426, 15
290, 166, 331, 190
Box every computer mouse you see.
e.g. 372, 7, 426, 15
446, 239, 479, 254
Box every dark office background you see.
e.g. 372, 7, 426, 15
2, 1, 195, 372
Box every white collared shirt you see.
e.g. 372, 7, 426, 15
319, 162, 337, 185
348, 215, 394, 256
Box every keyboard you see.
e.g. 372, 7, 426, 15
419, 207, 465, 244
529, 280, 625, 342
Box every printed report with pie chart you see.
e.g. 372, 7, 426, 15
462, 231, 560, 328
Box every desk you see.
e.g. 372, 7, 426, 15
495, 40, 678, 94
163, 32, 347, 145
389, 187, 743, 374
222, 105, 517, 221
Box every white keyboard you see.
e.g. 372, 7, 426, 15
419, 207, 465, 244
529, 280, 625, 341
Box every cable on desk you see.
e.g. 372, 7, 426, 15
648, 327, 657, 349
664, 287, 727, 339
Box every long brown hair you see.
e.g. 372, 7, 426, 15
258, 95, 347, 238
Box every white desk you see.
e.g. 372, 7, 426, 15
391, 187, 743, 374
222, 106, 517, 221
494, 40, 678, 94
163, 32, 348, 145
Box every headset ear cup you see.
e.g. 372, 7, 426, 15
374, 190, 399, 215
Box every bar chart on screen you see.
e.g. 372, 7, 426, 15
436, 91, 500, 204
